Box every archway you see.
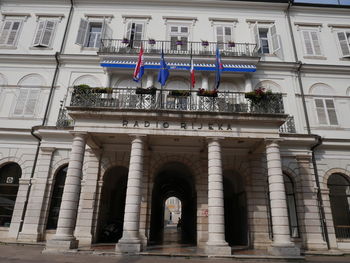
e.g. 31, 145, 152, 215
163, 197, 182, 244
223, 171, 248, 246
149, 162, 196, 246
97, 166, 128, 243
0, 162, 21, 227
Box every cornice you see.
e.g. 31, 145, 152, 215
0, 54, 57, 65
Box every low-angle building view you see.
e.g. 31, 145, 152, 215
0, 0, 349, 261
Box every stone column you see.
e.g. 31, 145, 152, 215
18, 147, 55, 242
206, 138, 231, 255
46, 132, 87, 251
202, 75, 209, 90
146, 74, 154, 88
265, 139, 300, 256
116, 135, 145, 253
244, 76, 253, 92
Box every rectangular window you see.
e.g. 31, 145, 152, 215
315, 98, 338, 126
33, 20, 57, 47
301, 30, 322, 56
215, 25, 233, 50
168, 25, 189, 52
13, 89, 40, 117
75, 18, 112, 48
126, 21, 144, 48
337, 31, 350, 58
253, 23, 281, 57
0, 20, 22, 47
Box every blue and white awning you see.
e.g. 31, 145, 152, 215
100, 60, 256, 72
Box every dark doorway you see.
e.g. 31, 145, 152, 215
223, 171, 248, 246
149, 162, 196, 246
97, 166, 128, 243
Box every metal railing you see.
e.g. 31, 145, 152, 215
68, 87, 284, 114
99, 39, 258, 57
279, 116, 296, 133
335, 225, 350, 239
56, 107, 74, 128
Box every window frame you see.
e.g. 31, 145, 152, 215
335, 30, 350, 58
253, 22, 281, 56
124, 19, 147, 48
214, 24, 234, 50
166, 21, 192, 53
32, 19, 57, 48
283, 174, 300, 238
300, 29, 323, 57
314, 97, 339, 126
0, 19, 23, 48
12, 88, 40, 118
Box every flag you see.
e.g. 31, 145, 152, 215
133, 46, 144, 82
190, 56, 195, 88
158, 50, 169, 86
215, 46, 223, 89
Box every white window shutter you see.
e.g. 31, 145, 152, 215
253, 23, 260, 51
6, 21, 21, 46
102, 21, 112, 40
325, 99, 338, 125
302, 31, 314, 55
41, 20, 56, 47
13, 89, 29, 116
315, 99, 327, 125
310, 31, 322, 56
75, 18, 88, 46
270, 24, 281, 53
135, 23, 144, 41
337, 31, 350, 57
126, 21, 132, 39
0, 21, 12, 45
24, 90, 40, 116
33, 20, 45, 46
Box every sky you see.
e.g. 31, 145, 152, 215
294, 0, 350, 5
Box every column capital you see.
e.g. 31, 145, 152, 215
206, 136, 224, 143
69, 131, 88, 139
296, 154, 312, 163
129, 134, 147, 141
265, 138, 284, 147
40, 147, 56, 154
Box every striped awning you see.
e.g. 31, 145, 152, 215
100, 60, 256, 72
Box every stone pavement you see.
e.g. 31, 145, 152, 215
0, 243, 350, 263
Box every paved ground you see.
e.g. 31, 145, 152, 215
0, 244, 350, 263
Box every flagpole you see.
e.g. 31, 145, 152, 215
160, 41, 164, 109
189, 42, 193, 110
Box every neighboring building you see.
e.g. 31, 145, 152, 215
0, 0, 349, 257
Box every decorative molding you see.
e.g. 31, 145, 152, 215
163, 16, 197, 26
1, 12, 31, 22
35, 13, 65, 23
246, 18, 274, 28
328, 24, 350, 32
294, 22, 322, 32
122, 15, 152, 24
209, 17, 238, 27
84, 14, 114, 23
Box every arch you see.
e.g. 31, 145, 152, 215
165, 78, 189, 90
0, 162, 22, 227
327, 173, 350, 239
149, 161, 196, 245
97, 165, 128, 243
17, 74, 46, 86
254, 80, 282, 93
323, 168, 350, 187
0, 73, 8, 86
309, 83, 335, 96
46, 164, 68, 229
113, 77, 138, 89
283, 173, 300, 238
72, 74, 101, 87
219, 81, 241, 92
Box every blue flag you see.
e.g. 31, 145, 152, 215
215, 47, 223, 89
158, 51, 169, 86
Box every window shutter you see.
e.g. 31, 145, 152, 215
133, 23, 144, 48
224, 26, 232, 43
315, 99, 327, 125
0, 21, 12, 45
13, 89, 29, 116
24, 90, 40, 116
33, 20, 45, 46
253, 23, 260, 51
337, 31, 350, 57
75, 19, 88, 46
325, 99, 338, 125
302, 31, 314, 55
181, 36, 188, 51
270, 24, 280, 53
41, 20, 56, 47
170, 36, 177, 50
126, 21, 132, 39
7, 21, 21, 46
310, 31, 322, 56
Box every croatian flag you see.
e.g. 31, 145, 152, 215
133, 46, 144, 82
215, 46, 223, 89
190, 57, 195, 88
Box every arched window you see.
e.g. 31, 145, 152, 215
46, 165, 67, 230
283, 174, 299, 238
328, 173, 350, 239
0, 163, 21, 227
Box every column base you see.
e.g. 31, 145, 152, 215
268, 243, 300, 256
116, 238, 142, 253
17, 232, 41, 242
206, 242, 231, 255
45, 237, 79, 252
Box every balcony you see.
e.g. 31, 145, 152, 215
99, 39, 258, 58
68, 87, 284, 114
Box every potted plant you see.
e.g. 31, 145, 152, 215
136, 86, 157, 95
169, 90, 191, 97
92, 87, 113, 94
176, 40, 183, 46
197, 88, 218, 97
228, 41, 236, 48
148, 38, 156, 45
201, 40, 209, 47
122, 38, 130, 44
245, 87, 283, 113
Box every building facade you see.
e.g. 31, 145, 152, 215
0, 0, 349, 256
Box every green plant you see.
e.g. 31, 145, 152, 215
197, 88, 218, 97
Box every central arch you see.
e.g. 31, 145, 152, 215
149, 162, 196, 246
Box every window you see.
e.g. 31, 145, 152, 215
46, 165, 67, 230
301, 30, 322, 56
0, 20, 22, 47
283, 174, 299, 238
75, 18, 112, 48
253, 23, 281, 56
169, 25, 189, 52
125, 21, 145, 48
33, 20, 57, 48
13, 88, 40, 117
336, 31, 350, 58
0, 163, 21, 227
314, 98, 338, 125
328, 174, 350, 239
215, 25, 233, 50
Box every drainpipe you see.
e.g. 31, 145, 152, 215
18, 0, 75, 235
286, 0, 330, 249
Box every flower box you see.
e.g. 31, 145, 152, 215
176, 40, 183, 45
228, 41, 236, 48
148, 39, 156, 45
122, 38, 130, 44
201, 41, 209, 47
136, 87, 157, 95
169, 90, 190, 97
245, 88, 283, 113
197, 88, 218, 97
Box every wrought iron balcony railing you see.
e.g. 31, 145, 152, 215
99, 39, 258, 57
335, 225, 350, 239
68, 87, 284, 114
279, 116, 296, 133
